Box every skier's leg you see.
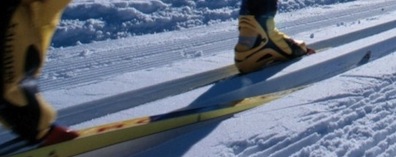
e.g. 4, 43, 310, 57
235, 0, 315, 73
0, 0, 78, 145
240, 0, 278, 16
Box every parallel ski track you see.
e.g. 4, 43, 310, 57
39, 31, 236, 91
38, 1, 396, 91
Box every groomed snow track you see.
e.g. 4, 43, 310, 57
57, 17, 396, 126
2, 1, 396, 155
76, 20, 396, 156
39, 1, 396, 92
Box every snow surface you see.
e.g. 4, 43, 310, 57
54, 0, 396, 156
53, 0, 354, 47
3, 0, 396, 156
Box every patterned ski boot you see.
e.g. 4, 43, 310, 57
0, 0, 77, 146
234, 16, 315, 73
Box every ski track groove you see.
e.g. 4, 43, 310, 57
282, 1, 396, 35
38, 1, 396, 91
39, 34, 236, 91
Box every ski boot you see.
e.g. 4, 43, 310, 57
234, 16, 315, 73
0, 0, 77, 146
40, 125, 79, 147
